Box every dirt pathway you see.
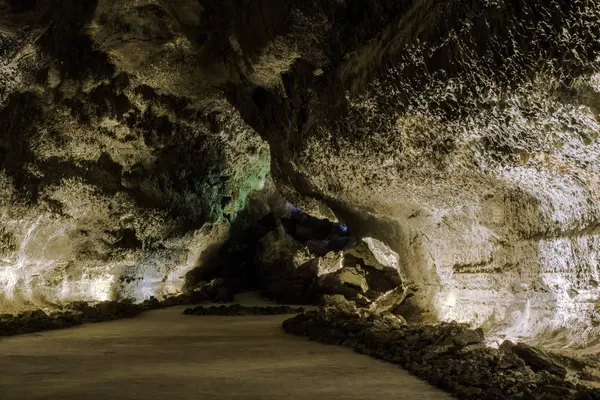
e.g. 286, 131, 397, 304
0, 306, 451, 400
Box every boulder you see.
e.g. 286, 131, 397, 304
369, 286, 408, 314
321, 294, 359, 315
510, 342, 568, 378
316, 251, 344, 276
338, 267, 369, 293
255, 225, 319, 303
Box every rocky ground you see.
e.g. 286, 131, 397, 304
3, 284, 600, 399
183, 304, 305, 316
0, 292, 204, 336
0, 300, 150, 336
282, 301, 600, 400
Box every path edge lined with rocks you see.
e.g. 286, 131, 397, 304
281, 307, 600, 400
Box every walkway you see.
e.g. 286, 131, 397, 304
0, 304, 451, 400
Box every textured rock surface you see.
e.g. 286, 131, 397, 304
1, 0, 600, 352
0, 0, 270, 311
255, 216, 404, 306
282, 307, 598, 400
228, 0, 600, 346
182, 304, 304, 316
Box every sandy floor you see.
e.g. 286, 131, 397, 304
0, 305, 451, 400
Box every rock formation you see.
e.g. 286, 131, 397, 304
231, 0, 600, 347
231, 0, 600, 348
1, 0, 600, 353
0, 0, 271, 312
282, 305, 600, 400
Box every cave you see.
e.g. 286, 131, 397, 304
1, 1, 600, 399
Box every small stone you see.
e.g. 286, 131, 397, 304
280, 307, 581, 399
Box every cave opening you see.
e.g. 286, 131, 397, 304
176, 190, 410, 318
183, 197, 369, 305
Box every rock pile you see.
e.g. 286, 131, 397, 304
283, 307, 600, 400
256, 215, 405, 308
0, 300, 151, 336
0, 291, 306, 337
0, 293, 204, 337
183, 304, 305, 316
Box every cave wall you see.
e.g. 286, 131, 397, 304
0, 0, 271, 312
227, 0, 600, 346
1, 0, 600, 348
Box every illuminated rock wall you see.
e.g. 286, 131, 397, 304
228, 0, 600, 346
2, 0, 600, 348
0, 0, 270, 312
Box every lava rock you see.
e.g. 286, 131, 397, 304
183, 304, 305, 316
282, 307, 589, 400
575, 388, 600, 400
0, 296, 189, 337
510, 342, 568, 378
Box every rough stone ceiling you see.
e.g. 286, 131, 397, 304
1, 0, 600, 347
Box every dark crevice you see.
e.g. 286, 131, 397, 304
37, 0, 114, 80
